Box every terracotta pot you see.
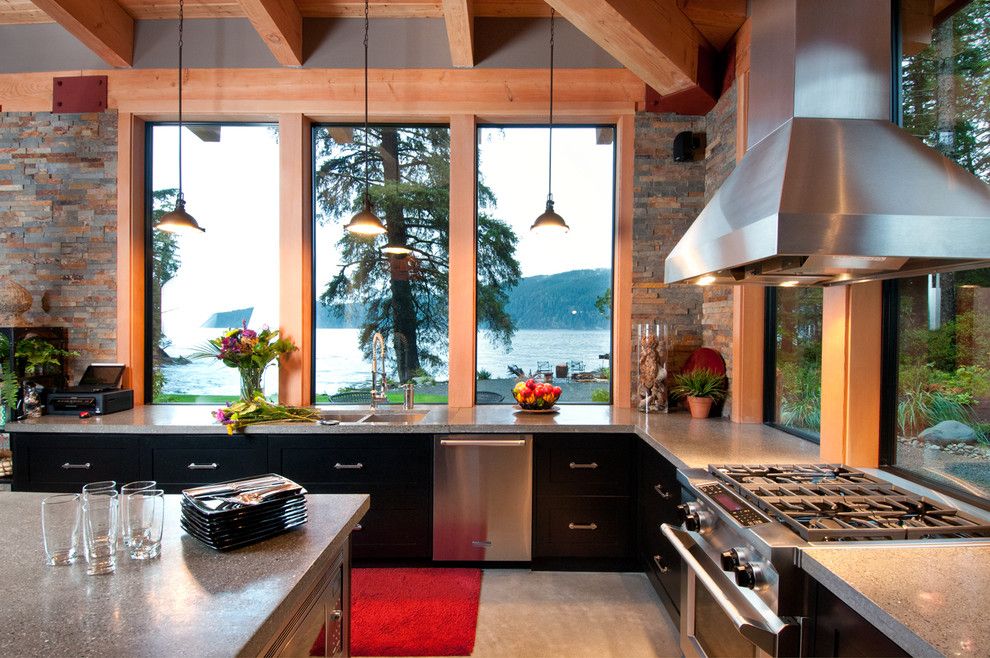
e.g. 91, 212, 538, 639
686, 396, 714, 419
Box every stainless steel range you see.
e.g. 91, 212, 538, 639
663, 464, 990, 658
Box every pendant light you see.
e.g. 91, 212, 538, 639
345, 0, 387, 236
156, 0, 205, 234
530, 9, 569, 235
382, 242, 413, 255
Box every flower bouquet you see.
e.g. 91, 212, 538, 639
512, 378, 562, 411
193, 323, 296, 400
213, 397, 320, 435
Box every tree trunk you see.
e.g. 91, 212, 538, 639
935, 16, 956, 156
379, 128, 421, 383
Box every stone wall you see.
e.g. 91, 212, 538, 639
630, 111, 707, 404
702, 84, 738, 415
630, 83, 738, 413
0, 111, 119, 379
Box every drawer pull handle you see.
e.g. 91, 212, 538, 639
353, 524, 363, 531
568, 522, 598, 531
61, 462, 91, 470
471, 540, 493, 548
329, 609, 343, 622
569, 462, 598, 470
652, 554, 670, 574
187, 462, 219, 470
334, 462, 364, 470
654, 483, 672, 499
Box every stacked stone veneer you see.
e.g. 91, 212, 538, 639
0, 111, 119, 379
630, 83, 738, 413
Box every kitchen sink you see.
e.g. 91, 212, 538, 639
317, 410, 429, 424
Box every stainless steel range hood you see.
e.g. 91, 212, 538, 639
664, 0, 990, 286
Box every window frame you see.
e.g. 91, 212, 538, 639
472, 122, 619, 405
309, 121, 453, 405
143, 120, 278, 405
879, 0, 990, 509
762, 287, 822, 444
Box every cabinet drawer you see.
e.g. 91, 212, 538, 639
280, 447, 430, 486
536, 435, 632, 496
28, 446, 140, 489
535, 496, 633, 558
351, 506, 431, 559
152, 446, 268, 489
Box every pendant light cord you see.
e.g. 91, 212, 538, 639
547, 9, 555, 203
363, 0, 371, 200
177, 0, 184, 201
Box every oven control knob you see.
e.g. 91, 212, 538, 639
677, 503, 704, 532
720, 549, 740, 571
734, 564, 759, 589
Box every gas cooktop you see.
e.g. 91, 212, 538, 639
708, 463, 990, 542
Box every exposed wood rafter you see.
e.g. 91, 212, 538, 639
30, 0, 134, 67
239, 0, 304, 66
545, 0, 721, 105
442, 0, 475, 68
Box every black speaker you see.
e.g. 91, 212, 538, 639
673, 131, 706, 162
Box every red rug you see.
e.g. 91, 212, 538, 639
350, 568, 483, 657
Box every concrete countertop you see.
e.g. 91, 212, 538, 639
798, 544, 990, 658
0, 492, 368, 658
4, 404, 821, 470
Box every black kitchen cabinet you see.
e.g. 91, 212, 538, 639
11, 433, 143, 492
146, 435, 269, 491
269, 434, 432, 561
533, 434, 635, 563
803, 577, 909, 658
636, 439, 684, 623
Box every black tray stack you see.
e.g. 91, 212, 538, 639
180, 474, 308, 550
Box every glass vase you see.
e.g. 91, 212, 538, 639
239, 366, 265, 401
636, 323, 669, 413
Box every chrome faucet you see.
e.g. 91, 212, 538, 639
370, 332, 388, 409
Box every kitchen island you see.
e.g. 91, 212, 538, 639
0, 492, 368, 657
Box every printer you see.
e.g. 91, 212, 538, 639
46, 363, 134, 415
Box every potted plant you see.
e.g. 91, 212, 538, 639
671, 368, 728, 419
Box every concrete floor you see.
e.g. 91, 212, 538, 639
370, 570, 682, 658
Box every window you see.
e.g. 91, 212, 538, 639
474, 126, 616, 404
148, 124, 280, 404
883, 0, 990, 500
313, 125, 450, 404
765, 288, 823, 441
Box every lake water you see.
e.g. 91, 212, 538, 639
160, 328, 611, 396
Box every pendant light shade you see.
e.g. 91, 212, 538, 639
382, 241, 413, 255
531, 9, 569, 235
155, 0, 204, 235
346, 0, 386, 237
345, 194, 386, 236
530, 197, 569, 234
157, 196, 205, 233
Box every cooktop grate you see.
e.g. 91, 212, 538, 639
708, 464, 990, 541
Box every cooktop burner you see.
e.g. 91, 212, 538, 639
708, 464, 990, 542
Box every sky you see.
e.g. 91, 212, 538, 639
153, 124, 616, 353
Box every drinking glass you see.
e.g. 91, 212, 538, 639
41, 493, 81, 565
82, 490, 118, 575
124, 489, 164, 560
82, 480, 117, 497
120, 481, 157, 548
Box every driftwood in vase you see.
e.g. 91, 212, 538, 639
637, 333, 668, 413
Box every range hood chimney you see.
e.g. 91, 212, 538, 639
664, 0, 990, 286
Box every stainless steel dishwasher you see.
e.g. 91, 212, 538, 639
433, 434, 533, 561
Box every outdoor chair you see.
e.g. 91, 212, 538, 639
328, 390, 390, 405
475, 391, 505, 404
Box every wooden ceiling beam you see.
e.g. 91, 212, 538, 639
442, 0, 475, 67
545, 0, 719, 98
30, 0, 134, 67
239, 0, 304, 66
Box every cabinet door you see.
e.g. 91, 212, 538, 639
805, 579, 908, 658
535, 434, 633, 496
270, 546, 348, 657
149, 436, 268, 492
12, 433, 143, 492
534, 495, 632, 558
637, 440, 684, 621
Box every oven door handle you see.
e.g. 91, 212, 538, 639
661, 523, 795, 656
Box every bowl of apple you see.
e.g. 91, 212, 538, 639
512, 379, 562, 412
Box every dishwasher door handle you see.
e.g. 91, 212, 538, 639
440, 439, 527, 447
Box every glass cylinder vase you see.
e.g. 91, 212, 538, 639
239, 366, 265, 401
636, 323, 669, 413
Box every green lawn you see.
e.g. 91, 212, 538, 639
156, 392, 449, 404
